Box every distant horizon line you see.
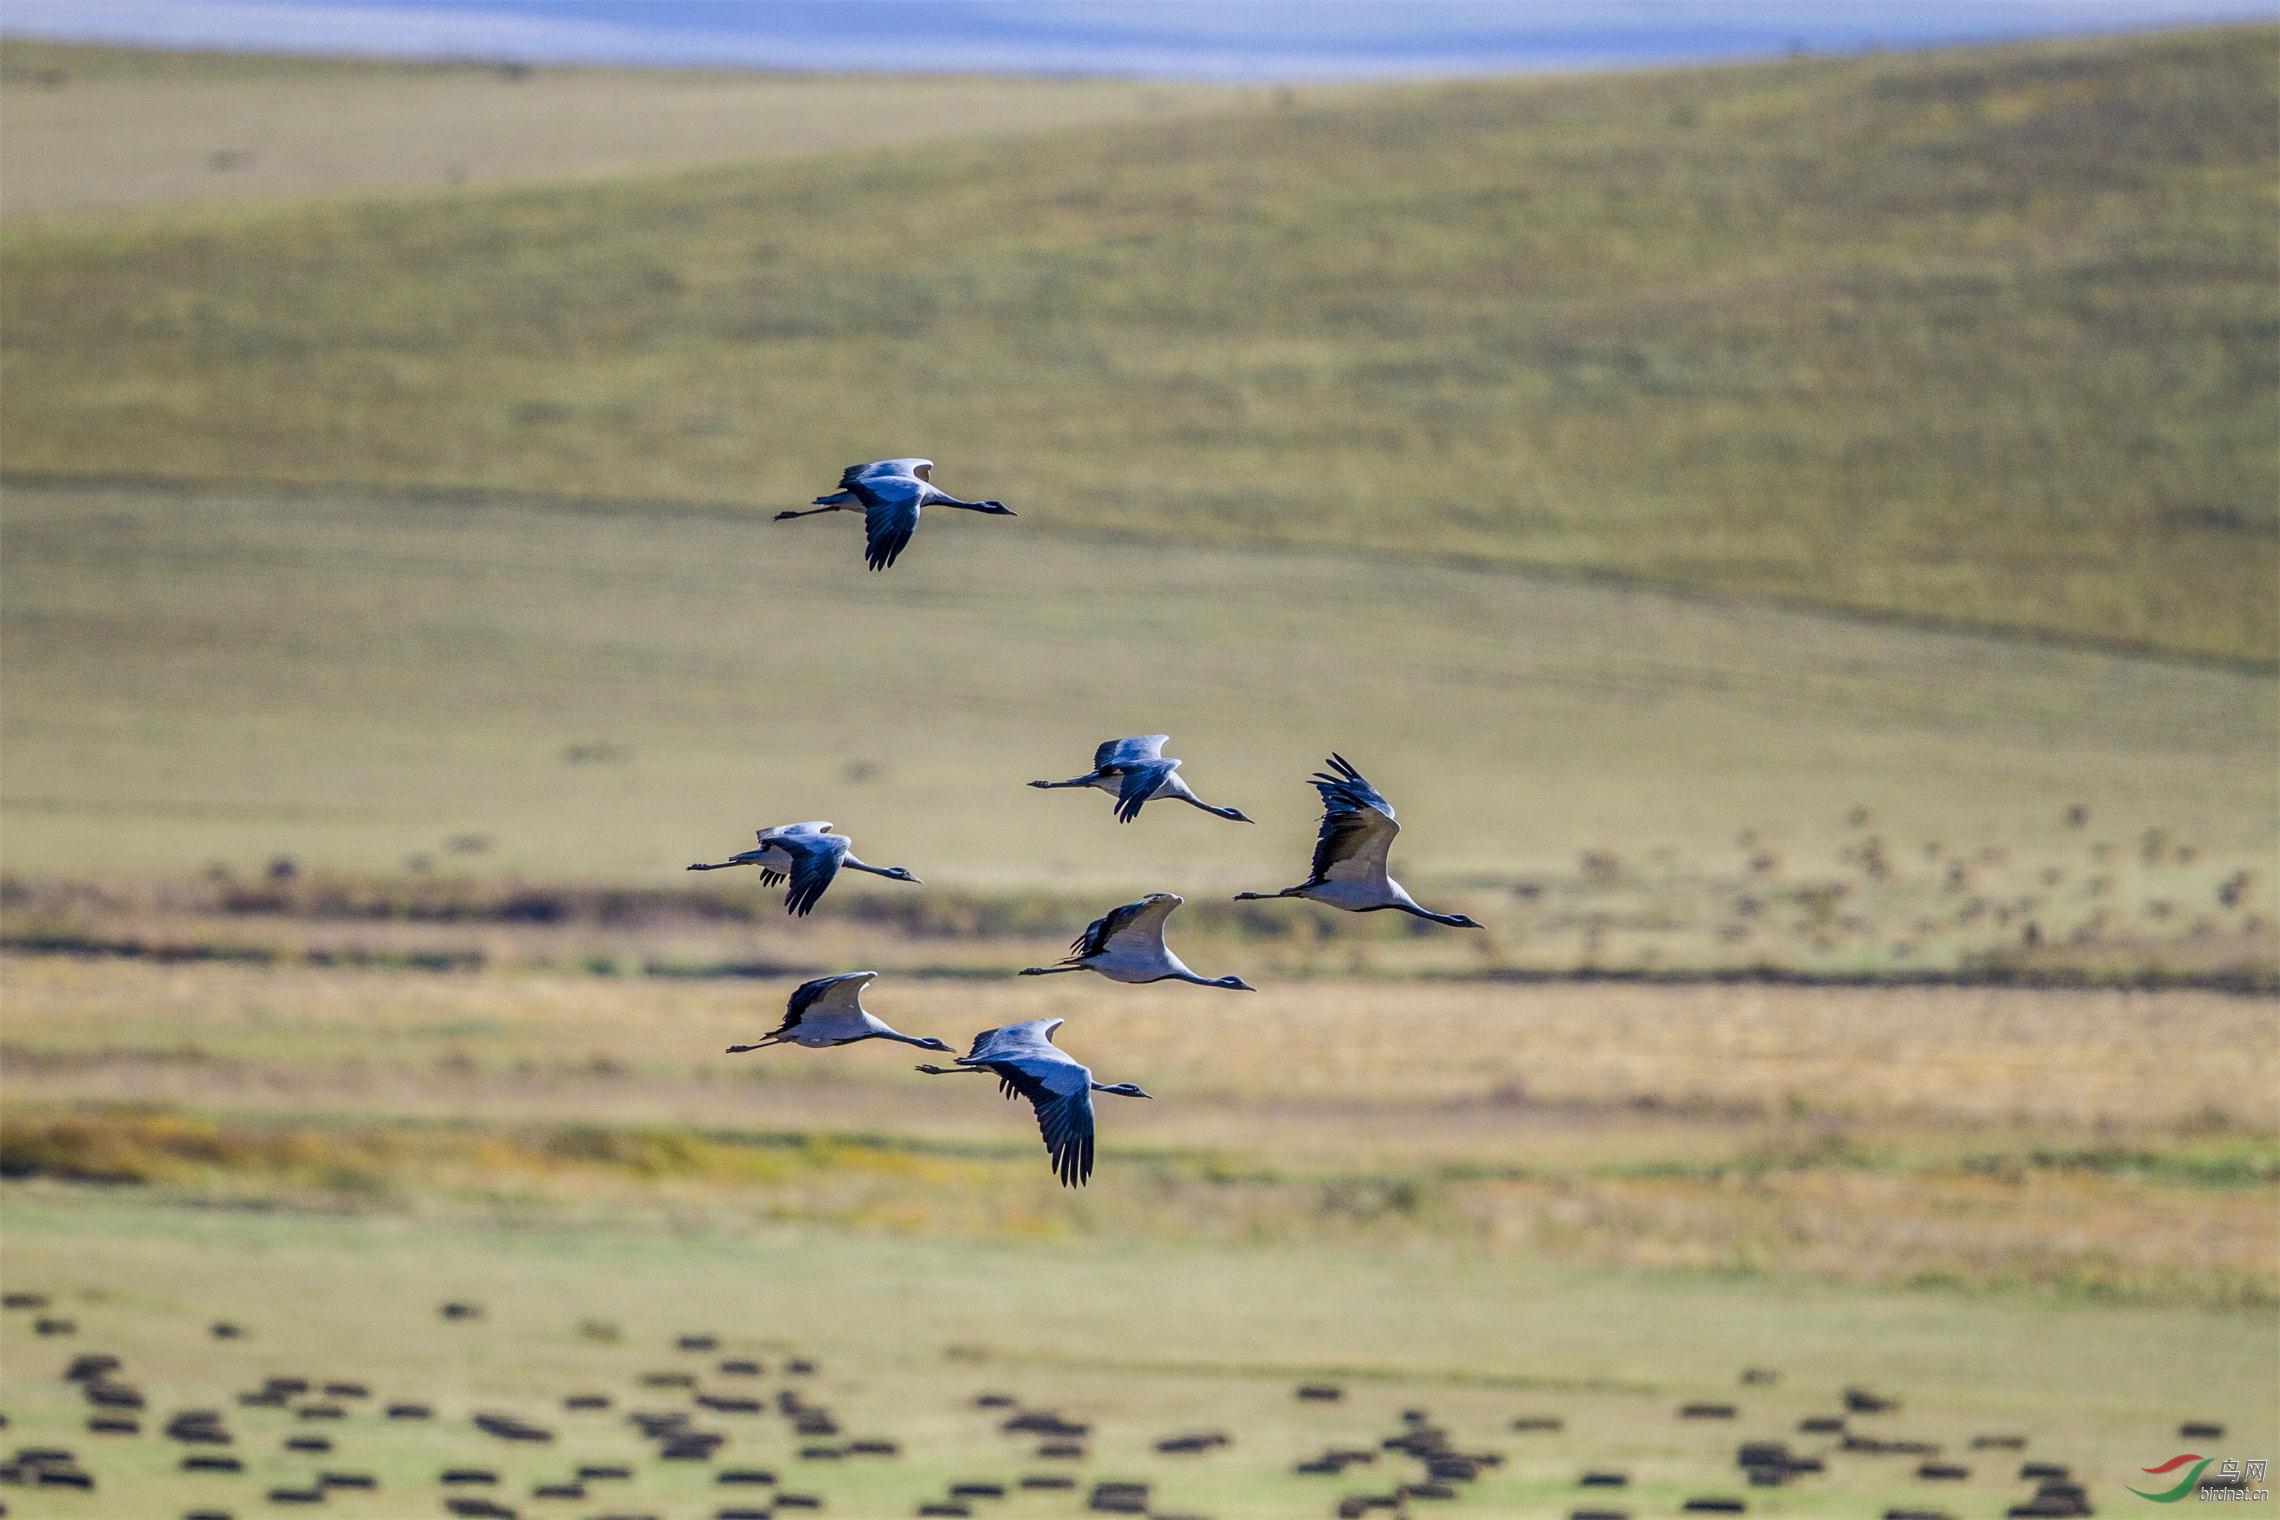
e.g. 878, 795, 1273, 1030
1, 1, 2271, 83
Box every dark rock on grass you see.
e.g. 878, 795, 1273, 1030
563, 1395, 611, 1411
2181, 1422, 2226, 1439
1295, 1383, 1343, 1402
1155, 1432, 1231, 1455
1579, 1472, 1629, 1487
579, 1466, 634, 1482
784, 1359, 818, 1376
183, 1510, 234, 1520
86, 1383, 146, 1409
972, 1392, 1017, 1408
2020, 1464, 2070, 1481
443, 1500, 517, 1520
917, 1507, 970, 1518
1681, 1501, 1746, 1513
1798, 1416, 1845, 1434
796, 1446, 842, 1462
530, 1484, 584, 1500
0, 1294, 48, 1310
1970, 1434, 2027, 1450
181, 1455, 243, 1472
263, 1488, 323, 1504
717, 1510, 772, 1520
1885, 1510, 1960, 1520
1511, 1415, 1565, 1432
847, 1439, 899, 1457
638, 1373, 695, 1389
948, 1482, 1004, 1498
35, 1469, 94, 1490
294, 1405, 344, 1421
696, 1395, 761, 1414
717, 1360, 762, 1377
283, 1437, 332, 1454
1916, 1462, 1969, 1480
316, 1473, 374, 1490
440, 1469, 500, 1485
1036, 1441, 1087, 1460
713, 1469, 774, 1485
33, 1318, 76, 1337
384, 1403, 430, 1420
471, 1413, 552, 1443
774, 1496, 822, 1510
319, 1384, 367, 1401
1844, 1387, 1899, 1414
210, 1323, 247, 1340
88, 1418, 138, 1435
64, 1356, 121, 1382
1680, 1403, 1738, 1420
1739, 1368, 1778, 1385
676, 1335, 720, 1352
1570, 1511, 1633, 1520
439, 1303, 484, 1322
1019, 1475, 1075, 1490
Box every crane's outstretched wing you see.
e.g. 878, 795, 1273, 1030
992, 1054, 1097, 1188
760, 821, 833, 841
784, 970, 874, 1027
1095, 895, 1179, 954
1114, 760, 1179, 823
772, 831, 850, 916
862, 492, 921, 572
1094, 735, 1170, 771
1306, 755, 1400, 886
841, 458, 932, 486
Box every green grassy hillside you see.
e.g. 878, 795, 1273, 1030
3, 26, 2274, 662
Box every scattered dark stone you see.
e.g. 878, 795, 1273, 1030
184, 1510, 234, 1520
1681, 1502, 1746, 1514
784, 1360, 817, 1376
774, 1496, 821, 1510
261, 1380, 310, 1397
639, 1373, 695, 1389
441, 1469, 500, 1485
2181, 1422, 2226, 1439
1021, 1474, 1075, 1489
563, 1395, 611, 1411
1885, 1511, 1959, 1520
948, 1483, 1005, 1498
1739, 1368, 1779, 1385
182, 1455, 243, 1473
294, 1405, 344, 1421
1970, 1434, 2026, 1450
88, 1418, 138, 1435
384, 1403, 429, 1420
973, 1393, 1017, 1409
579, 1466, 634, 1482
1155, 1432, 1230, 1454
676, 1335, 719, 1352
717, 1511, 771, 1520
1680, 1404, 1738, 1420
917, 1507, 969, 1518
1844, 1387, 1898, 1415
239, 1394, 287, 1409
696, 1395, 760, 1414
1036, 1441, 1086, 1460
1570, 1511, 1633, 1520
1798, 1416, 1845, 1434
531, 1484, 584, 1500
283, 1437, 332, 1454
317, 1473, 373, 1491
263, 1488, 322, 1504
439, 1303, 484, 1322
797, 1446, 842, 1461
1579, 1472, 1629, 1487
471, 1413, 551, 1443
1511, 1416, 1565, 1432
444, 1501, 516, 1520
210, 1323, 247, 1341
87, 1383, 146, 1410
0, 1295, 48, 1310
1403, 1480, 1459, 1499
319, 1384, 366, 1401
847, 1439, 899, 1456
714, 1469, 775, 1485
717, 1360, 762, 1377
1916, 1463, 1969, 1481
33, 1319, 77, 1337
64, 1356, 121, 1382
2020, 1464, 2070, 1481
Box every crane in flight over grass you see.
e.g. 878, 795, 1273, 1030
773, 458, 1014, 571
1029, 735, 1253, 823
916, 1019, 1151, 1187
726, 971, 953, 1055
688, 821, 920, 916
1235, 754, 1483, 928
1021, 892, 1255, 990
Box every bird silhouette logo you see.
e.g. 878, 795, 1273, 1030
2128, 1453, 2212, 1502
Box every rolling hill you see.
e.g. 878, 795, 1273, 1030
2, 26, 2274, 662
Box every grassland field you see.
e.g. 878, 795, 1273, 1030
3, 27, 2275, 662
2, 25, 2277, 1520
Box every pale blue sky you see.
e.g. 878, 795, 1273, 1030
3, 0, 2268, 79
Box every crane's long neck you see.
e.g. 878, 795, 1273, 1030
842, 854, 896, 877
871, 1028, 938, 1048
1396, 901, 1472, 927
